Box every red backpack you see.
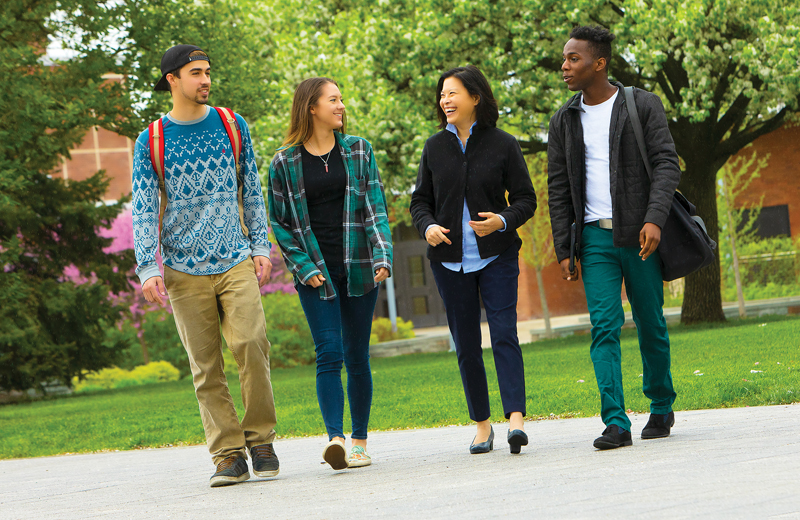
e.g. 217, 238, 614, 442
148, 107, 247, 239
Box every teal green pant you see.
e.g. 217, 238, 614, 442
581, 224, 676, 430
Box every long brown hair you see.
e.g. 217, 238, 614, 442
280, 77, 347, 149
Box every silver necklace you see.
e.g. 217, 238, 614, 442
307, 141, 334, 172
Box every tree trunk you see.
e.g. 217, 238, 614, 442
534, 266, 552, 336
139, 330, 150, 365
529, 233, 552, 336
679, 158, 726, 324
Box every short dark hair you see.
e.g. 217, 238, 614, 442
168, 50, 209, 91
569, 25, 615, 71
436, 65, 499, 129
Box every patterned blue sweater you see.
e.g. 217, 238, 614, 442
132, 106, 271, 284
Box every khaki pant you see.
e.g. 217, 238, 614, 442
164, 258, 277, 465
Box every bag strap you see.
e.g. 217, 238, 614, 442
623, 86, 654, 183
213, 107, 248, 236
625, 87, 710, 240
213, 107, 242, 180
148, 118, 168, 241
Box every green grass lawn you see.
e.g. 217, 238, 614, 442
1, 315, 798, 459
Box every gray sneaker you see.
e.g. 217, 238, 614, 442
210, 455, 250, 488
250, 443, 280, 478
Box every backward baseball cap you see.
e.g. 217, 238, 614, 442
154, 44, 210, 91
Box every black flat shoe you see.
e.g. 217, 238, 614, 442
507, 429, 528, 454
593, 424, 632, 450
469, 426, 494, 454
641, 411, 675, 439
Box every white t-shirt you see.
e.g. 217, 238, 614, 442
580, 88, 618, 223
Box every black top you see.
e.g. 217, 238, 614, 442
409, 126, 537, 262
301, 145, 346, 268
546, 82, 681, 263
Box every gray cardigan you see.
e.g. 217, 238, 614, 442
547, 82, 681, 264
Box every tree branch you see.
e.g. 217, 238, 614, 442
518, 139, 548, 155
714, 75, 763, 143
657, 53, 686, 107
716, 105, 791, 160
708, 59, 739, 123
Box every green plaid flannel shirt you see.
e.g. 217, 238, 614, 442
267, 133, 393, 300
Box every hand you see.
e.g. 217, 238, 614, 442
253, 256, 272, 287
306, 274, 326, 288
374, 267, 389, 283
142, 276, 167, 305
468, 212, 504, 237
639, 223, 662, 261
559, 258, 580, 282
425, 225, 452, 246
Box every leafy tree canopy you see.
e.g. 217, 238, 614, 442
0, 0, 135, 392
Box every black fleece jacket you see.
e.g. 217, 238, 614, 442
547, 82, 682, 264
410, 126, 537, 262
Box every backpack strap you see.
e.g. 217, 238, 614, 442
213, 107, 248, 236
213, 107, 242, 179
148, 117, 168, 241
147, 109, 250, 252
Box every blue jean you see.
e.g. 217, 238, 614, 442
430, 245, 526, 422
296, 265, 379, 440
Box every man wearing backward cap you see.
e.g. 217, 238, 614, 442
132, 44, 280, 487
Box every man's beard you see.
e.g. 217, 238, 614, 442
181, 85, 209, 105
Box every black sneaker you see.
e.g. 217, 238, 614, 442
250, 443, 280, 478
210, 455, 250, 488
593, 425, 633, 450
641, 411, 675, 439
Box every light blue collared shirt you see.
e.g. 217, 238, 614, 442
426, 122, 505, 274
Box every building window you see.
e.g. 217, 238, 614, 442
740, 204, 791, 238
412, 296, 429, 315
408, 255, 426, 288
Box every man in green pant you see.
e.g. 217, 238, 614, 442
547, 25, 680, 449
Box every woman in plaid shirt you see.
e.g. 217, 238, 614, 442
268, 77, 393, 471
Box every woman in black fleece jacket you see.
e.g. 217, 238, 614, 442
409, 65, 536, 455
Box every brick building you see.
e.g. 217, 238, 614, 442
728, 124, 800, 242
55, 74, 135, 203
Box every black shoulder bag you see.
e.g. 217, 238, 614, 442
624, 86, 717, 282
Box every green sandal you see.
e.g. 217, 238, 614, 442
348, 445, 372, 468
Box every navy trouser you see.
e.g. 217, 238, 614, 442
581, 224, 677, 430
296, 265, 379, 440
430, 246, 526, 422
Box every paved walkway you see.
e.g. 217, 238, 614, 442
2, 404, 799, 519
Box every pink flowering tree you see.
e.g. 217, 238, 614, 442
260, 245, 295, 295
94, 208, 168, 364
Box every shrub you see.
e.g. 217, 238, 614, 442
262, 292, 315, 368
139, 310, 188, 377
370, 317, 415, 345
721, 235, 800, 301
72, 361, 180, 393
113, 307, 188, 378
